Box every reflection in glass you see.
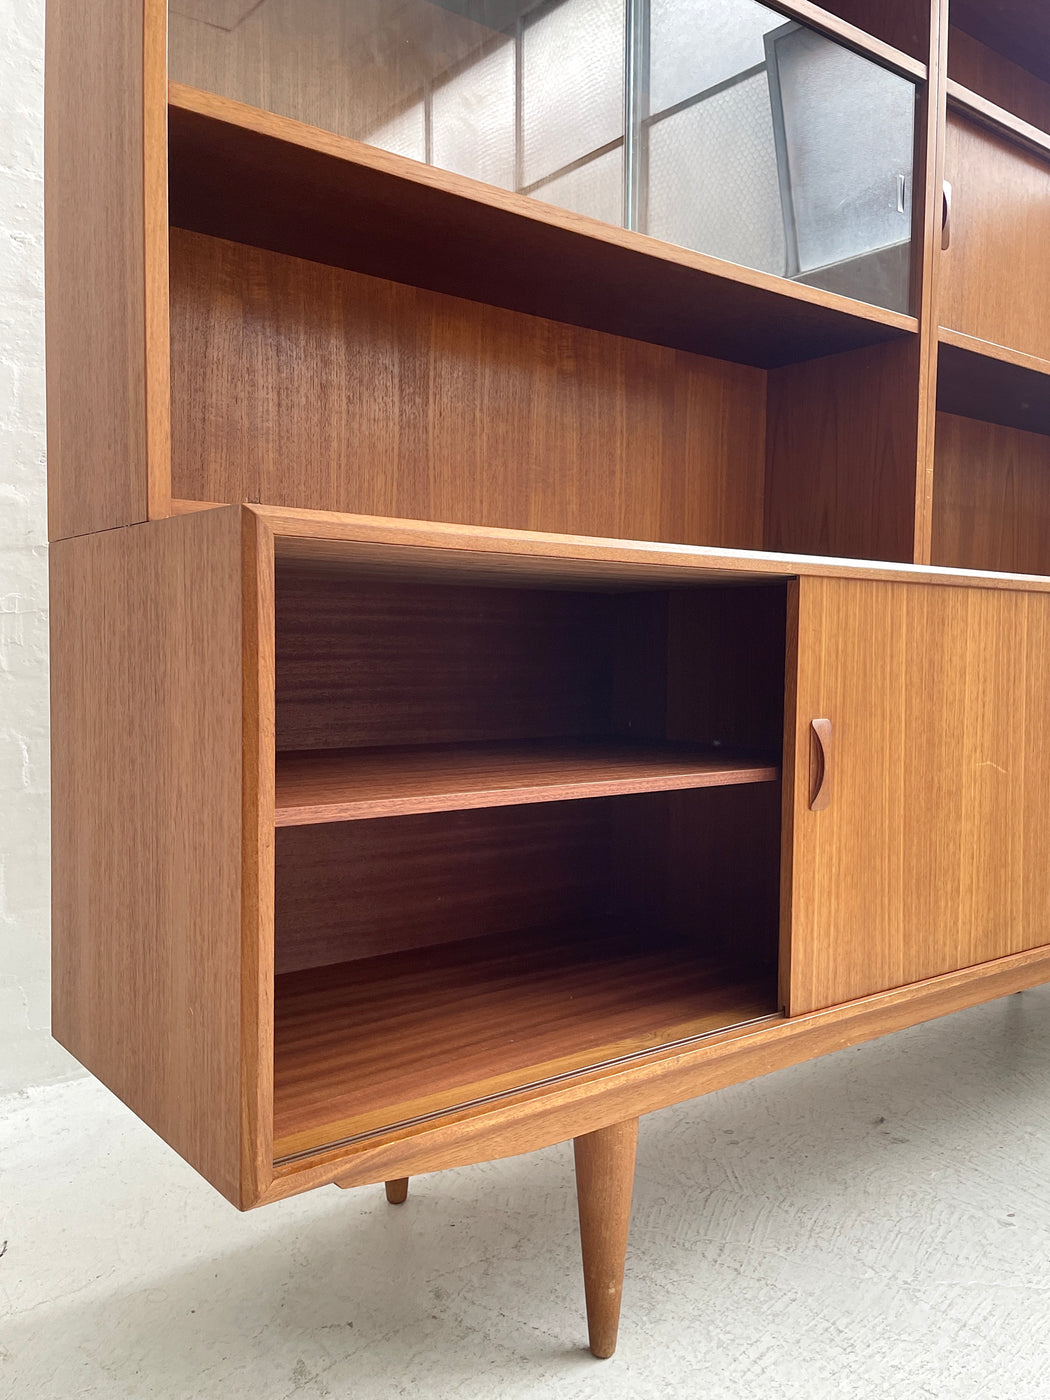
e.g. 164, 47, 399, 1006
432, 40, 515, 188
649, 0, 784, 113
768, 26, 915, 281
521, 0, 624, 187
531, 146, 624, 227
648, 73, 786, 276
169, 0, 917, 313
369, 103, 426, 165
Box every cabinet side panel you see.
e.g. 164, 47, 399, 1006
45, 0, 170, 539
51, 509, 247, 1204
787, 576, 1050, 1014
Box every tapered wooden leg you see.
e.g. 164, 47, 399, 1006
573, 1118, 638, 1359
384, 1177, 409, 1205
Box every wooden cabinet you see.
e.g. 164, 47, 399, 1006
45, 0, 1050, 1364
785, 576, 1050, 1014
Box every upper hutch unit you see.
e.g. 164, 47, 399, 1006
46, 0, 1050, 1361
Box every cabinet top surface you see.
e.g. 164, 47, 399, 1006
249, 505, 1050, 594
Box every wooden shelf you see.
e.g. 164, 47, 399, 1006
168, 83, 917, 370
938, 328, 1050, 436
275, 741, 780, 826
947, 80, 1050, 160
273, 928, 778, 1161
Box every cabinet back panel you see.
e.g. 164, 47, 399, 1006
275, 802, 608, 972
169, 229, 767, 545
276, 569, 789, 753
950, 1, 1050, 90
931, 411, 1050, 575
275, 571, 672, 750
948, 27, 1050, 133
941, 116, 1050, 361
274, 788, 780, 977
764, 337, 920, 562
666, 585, 787, 752
822, 0, 931, 63
611, 785, 783, 980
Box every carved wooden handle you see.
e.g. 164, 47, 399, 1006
810, 718, 833, 811
941, 179, 953, 250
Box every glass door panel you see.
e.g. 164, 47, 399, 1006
170, 0, 918, 312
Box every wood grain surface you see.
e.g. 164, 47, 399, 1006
274, 564, 786, 751
812, 0, 932, 64
239, 506, 277, 1206
765, 338, 922, 563
45, 0, 170, 539
574, 1119, 638, 1359
169, 228, 767, 545
941, 112, 1050, 361
937, 330, 1050, 437
266, 941, 1050, 1201
258, 506, 1050, 593
274, 781, 781, 974
946, 81, 1050, 163
950, 0, 1050, 91
273, 929, 776, 1160
274, 572, 662, 751
911, 0, 949, 566
931, 412, 1050, 574
50, 507, 263, 1206
275, 800, 613, 974
785, 575, 1050, 1013
275, 741, 779, 826
167, 85, 916, 369
949, 25, 1050, 135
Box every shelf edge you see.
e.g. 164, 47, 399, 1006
275, 760, 781, 826
938, 326, 1050, 380
947, 79, 1050, 159
167, 82, 918, 343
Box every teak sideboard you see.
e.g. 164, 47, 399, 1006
46, 0, 1050, 1359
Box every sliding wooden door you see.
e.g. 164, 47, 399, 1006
783, 576, 1050, 1014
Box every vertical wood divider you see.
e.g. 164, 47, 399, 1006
912, 0, 951, 564
574, 1118, 639, 1360
144, 0, 173, 521
240, 507, 276, 1206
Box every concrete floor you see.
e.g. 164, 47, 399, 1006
2, 988, 1049, 1399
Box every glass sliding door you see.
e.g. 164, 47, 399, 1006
170, 0, 918, 312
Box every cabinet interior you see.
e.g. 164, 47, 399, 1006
271, 559, 787, 1159
931, 410, 1050, 576
949, 5, 1050, 132
169, 226, 920, 563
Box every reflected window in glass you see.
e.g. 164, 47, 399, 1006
169, 0, 917, 313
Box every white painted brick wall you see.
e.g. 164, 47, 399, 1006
0, 0, 80, 1092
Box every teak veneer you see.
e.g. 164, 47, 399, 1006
274, 741, 779, 826
47, 0, 1050, 1363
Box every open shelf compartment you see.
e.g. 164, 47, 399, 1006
932, 333, 1050, 577
270, 547, 789, 1161
273, 791, 783, 1162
